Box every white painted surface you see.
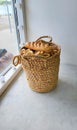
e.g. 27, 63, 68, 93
25, 0, 77, 65
0, 65, 22, 96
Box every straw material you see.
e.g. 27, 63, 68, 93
21, 51, 60, 92
13, 36, 61, 92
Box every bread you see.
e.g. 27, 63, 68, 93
20, 40, 58, 58
25, 40, 56, 53
35, 51, 50, 57
20, 47, 27, 55
20, 48, 34, 56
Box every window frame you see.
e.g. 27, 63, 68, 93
0, 0, 27, 96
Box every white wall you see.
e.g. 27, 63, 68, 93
25, 0, 77, 65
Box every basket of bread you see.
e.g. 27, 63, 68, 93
13, 36, 61, 92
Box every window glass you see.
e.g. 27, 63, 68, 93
0, 0, 18, 74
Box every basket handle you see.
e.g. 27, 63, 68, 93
36, 36, 52, 42
12, 55, 21, 66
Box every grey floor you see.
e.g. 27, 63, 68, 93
0, 63, 77, 130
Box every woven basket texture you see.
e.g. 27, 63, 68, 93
21, 51, 60, 92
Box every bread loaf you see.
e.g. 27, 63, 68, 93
20, 48, 34, 56
20, 38, 58, 58
25, 40, 56, 53
35, 51, 50, 57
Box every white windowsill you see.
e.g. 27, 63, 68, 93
0, 64, 22, 96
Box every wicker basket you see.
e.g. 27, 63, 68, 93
13, 36, 61, 93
